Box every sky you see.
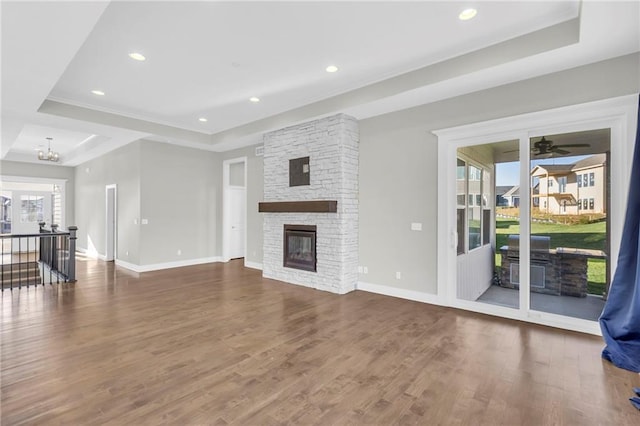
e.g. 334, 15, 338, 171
495, 155, 590, 186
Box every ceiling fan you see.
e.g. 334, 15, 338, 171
504, 136, 590, 157
532, 136, 590, 156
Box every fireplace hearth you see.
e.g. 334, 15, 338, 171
283, 225, 317, 272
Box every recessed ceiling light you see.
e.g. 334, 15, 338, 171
249, 97, 260, 103
198, 117, 208, 122
91, 90, 105, 96
459, 8, 477, 21
325, 65, 339, 73
128, 52, 146, 61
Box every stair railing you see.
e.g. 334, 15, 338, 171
0, 224, 77, 290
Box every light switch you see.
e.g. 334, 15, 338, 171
141, 218, 149, 225
411, 222, 422, 231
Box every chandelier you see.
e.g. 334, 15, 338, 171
38, 137, 60, 162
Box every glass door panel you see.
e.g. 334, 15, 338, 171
456, 141, 519, 309
529, 130, 610, 321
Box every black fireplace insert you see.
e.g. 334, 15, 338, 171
283, 224, 317, 272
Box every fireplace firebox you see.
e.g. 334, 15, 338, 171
283, 225, 317, 272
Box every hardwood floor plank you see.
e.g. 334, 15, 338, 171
2, 258, 639, 425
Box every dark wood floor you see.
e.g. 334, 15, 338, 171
2, 256, 638, 425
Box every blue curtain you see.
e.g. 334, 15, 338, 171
599, 94, 640, 373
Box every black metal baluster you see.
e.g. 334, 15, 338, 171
49, 236, 53, 286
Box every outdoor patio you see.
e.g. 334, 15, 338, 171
477, 284, 605, 321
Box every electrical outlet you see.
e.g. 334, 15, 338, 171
411, 222, 422, 231
396, 271, 402, 280
134, 218, 138, 225
141, 218, 149, 225
358, 266, 363, 273
177, 249, 182, 256
125, 251, 129, 256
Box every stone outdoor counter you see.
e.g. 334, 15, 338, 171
499, 246, 606, 297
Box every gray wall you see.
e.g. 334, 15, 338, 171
0, 160, 75, 227
138, 140, 221, 265
222, 145, 264, 266
358, 53, 640, 294
74, 142, 141, 263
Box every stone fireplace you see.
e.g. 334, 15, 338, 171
260, 113, 358, 294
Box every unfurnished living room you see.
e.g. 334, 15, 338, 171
1, 1, 640, 424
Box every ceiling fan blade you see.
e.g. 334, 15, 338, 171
553, 148, 570, 155
503, 149, 519, 153
555, 143, 590, 148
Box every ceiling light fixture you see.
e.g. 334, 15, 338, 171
325, 65, 339, 73
128, 52, 146, 61
91, 89, 105, 96
38, 137, 60, 162
198, 117, 208, 122
249, 97, 260, 103
459, 8, 477, 21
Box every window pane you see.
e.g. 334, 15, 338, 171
20, 195, 44, 223
457, 159, 466, 208
482, 209, 490, 245
482, 170, 490, 208
457, 209, 465, 255
468, 165, 482, 250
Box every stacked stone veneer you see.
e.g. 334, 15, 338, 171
499, 247, 606, 297
262, 114, 358, 294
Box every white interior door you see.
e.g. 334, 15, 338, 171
229, 187, 246, 259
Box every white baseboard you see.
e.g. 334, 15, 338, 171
77, 247, 106, 261
244, 260, 263, 270
115, 256, 223, 273
356, 281, 445, 306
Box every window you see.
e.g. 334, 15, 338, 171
577, 174, 582, 188
457, 159, 466, 255
583, 174, 588, 187
457, 158, 491, 254
20, 195, 44, 223
562, 200, 567, 213
558, 176, 567, 193
548, 178, 553, 188
589, 198, 594, 210
543, 200, 547, 208
468, 165, 482, 251
589, 172, 595, 186
578, 200, 581, 210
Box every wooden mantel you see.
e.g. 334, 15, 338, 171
258, 200, 337, 213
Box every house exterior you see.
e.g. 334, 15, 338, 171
502, 185, 520, 208
531, 154, 607, 215
495, 185, 514, 207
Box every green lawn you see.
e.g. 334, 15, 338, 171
495, 218, 607, 295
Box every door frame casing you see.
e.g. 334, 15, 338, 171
222, 157, 248, 262
435, 94, 638, 335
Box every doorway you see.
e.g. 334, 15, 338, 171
436, 95, 637, 334
105, 184, 117, 261
222, 157, 247, 261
